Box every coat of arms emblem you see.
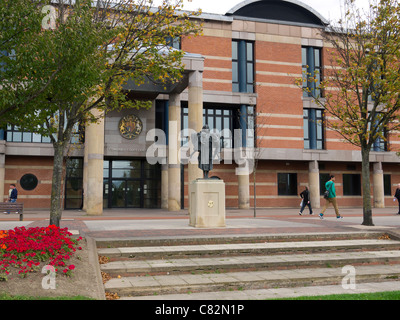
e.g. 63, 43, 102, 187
118, 114, 143, 140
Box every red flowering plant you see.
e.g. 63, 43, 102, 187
0, 225, 82, 281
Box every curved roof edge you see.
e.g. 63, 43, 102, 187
226, 0, 329, 25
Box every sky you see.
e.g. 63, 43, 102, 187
180, 0, 372, 23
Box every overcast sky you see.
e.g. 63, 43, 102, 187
180, 0, 372, 23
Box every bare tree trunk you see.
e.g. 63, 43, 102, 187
361, 147, 374, 226
50, 142, 65, 227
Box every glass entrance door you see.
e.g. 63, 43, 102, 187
110, 180, 141, 208
103, 159, 161, 209
126, 180, 141, 208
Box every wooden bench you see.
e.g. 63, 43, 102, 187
0, 202, 24, 221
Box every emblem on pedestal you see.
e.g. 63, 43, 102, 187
118, 114, 143, 140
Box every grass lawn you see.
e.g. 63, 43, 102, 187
279, 290, 400, 300
0, 292, 94, 300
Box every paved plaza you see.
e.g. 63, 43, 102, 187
1, 206, 400, 300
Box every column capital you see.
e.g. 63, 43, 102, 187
373, 162, 383, 174
308, 160, 319, 173
188, 69, 203, 88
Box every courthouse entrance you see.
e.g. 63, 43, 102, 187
103, 159, 161, 209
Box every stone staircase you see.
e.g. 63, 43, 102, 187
96, 231, 400, 300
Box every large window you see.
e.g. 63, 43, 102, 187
181, 105, 254, 149
278, 173, 298, 196
369, 114, 387, 152
103, 160, 161, 209
303, 109, 324, 150
5, 123, 84, 144
343, 174, 361, 196
181, 106, 234, 149
302, 47, 322, 98
64, 158, 83, 209
232, 40, 254, 93
6, 125, 51, 143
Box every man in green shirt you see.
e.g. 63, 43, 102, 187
320, 175, 342, 220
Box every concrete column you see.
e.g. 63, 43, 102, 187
238, 173, 250, 209
168, 94, 181, 211
85, 109, 105, 215
373, 162, 385, 208
309, 160, 320, 209
188, 70, 203, 184
161, 164, 168, 209
82, 136, 89, 211
0, 145, 5, 202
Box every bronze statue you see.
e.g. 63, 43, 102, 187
191, 124, 220, 179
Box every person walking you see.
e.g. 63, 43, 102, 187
299, 186, 313, 215
393, 183, 400, 215
319, 175, 342, 220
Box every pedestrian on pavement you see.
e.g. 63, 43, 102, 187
299, 186, 313, 215
393, 183, 400, 214
319, 175, 342, 220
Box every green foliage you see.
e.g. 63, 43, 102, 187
308, 0, 400, 150
0, 0, 202, 226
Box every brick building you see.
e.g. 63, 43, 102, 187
1, 0, 399, 212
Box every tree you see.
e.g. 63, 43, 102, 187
298, 0, 400, 226
0, 0, 60, 125
2, 0, 202, 226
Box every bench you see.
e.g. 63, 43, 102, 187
0, 202, 24, 221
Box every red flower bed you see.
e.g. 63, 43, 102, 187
0, 225, 82, 281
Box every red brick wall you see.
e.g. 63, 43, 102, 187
4, 156, 55, 209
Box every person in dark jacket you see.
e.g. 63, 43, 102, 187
5, 184, 18, 214
299, 186, 313, 215
394, 184, 400, 215
9, 184, 17, 203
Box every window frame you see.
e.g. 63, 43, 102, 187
302, 46, 322, 98
232, 39, 255, 93
303, 108, 325, 150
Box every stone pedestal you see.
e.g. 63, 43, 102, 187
189, 179, 226, 228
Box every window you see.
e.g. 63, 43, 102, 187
6, 125, 51, 143
166, 36, 181, 50
303, 109, 324, 150
0, 50, 15, 72
384, 174, 391, 196
369, 114, 387, 152
65, 158, 83, 209
6, 123, 84, 144
343, 174, 361, 196
181, 106, 234, 149
302, 47, 322, 98
232, 40, 254, 93
278, 173, 297, 195
20, 174, 38, 191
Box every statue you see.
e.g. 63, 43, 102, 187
191, 125, 220, 179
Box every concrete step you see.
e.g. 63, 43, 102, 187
97, 239, 400, 260
100, 249, 400, 276
95, 231, 388, 248
104, 264, 400, 297
118, 280, 400, 300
